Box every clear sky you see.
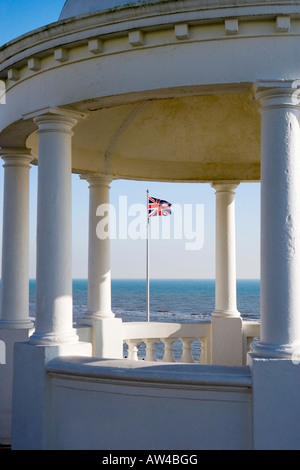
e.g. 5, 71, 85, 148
0, 0, 261, 280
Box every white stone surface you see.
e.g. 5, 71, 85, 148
212, 182, 240, 317
250, 355, 300, 450
27, 109, 84, 345
212, 316, 243, 366
45, 357, 252, 450
93, 318, 123, 359
82, 175, 114, 322
252, 82, 300, 358
0, 329, 33, 445
0, 150, 33, 329
11, 341, 92, 450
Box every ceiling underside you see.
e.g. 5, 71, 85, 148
26, 91, 261, 182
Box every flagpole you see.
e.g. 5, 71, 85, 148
146, 189, 150, 322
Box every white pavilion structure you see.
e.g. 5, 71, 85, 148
0, 0, 300, 450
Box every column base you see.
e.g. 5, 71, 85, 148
0, 328, 34, 445
250, 340, 300, 359
29, 329, 79, 346
77, 310, 115, 326
0, 319, 34, 330
212, 309, 240, 318
211, 315, 243, 365
93, 317, 123, 359
249, 354, 300, 449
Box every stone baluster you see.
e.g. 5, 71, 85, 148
127, 340, 139, 360
163, 338, 177, 362
145, 338, 157, 361
181, 337, 195, 363
199, 338, 207, 364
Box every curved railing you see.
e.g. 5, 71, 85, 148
122, 320, 260, 365
76, 319, 260, 365
122, 321, 212, 363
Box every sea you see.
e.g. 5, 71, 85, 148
28, 279, 260, 323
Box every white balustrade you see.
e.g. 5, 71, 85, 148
122, 321, 212, 364
122, 320, 260, 365
76, 318, 260, 364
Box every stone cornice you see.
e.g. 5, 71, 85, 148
1, 0, 300, 78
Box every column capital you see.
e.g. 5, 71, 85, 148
80, 173, 113, 187
23, 107, 87, 134
0, 148, 33, 167
211, 181, 239, 193
253, 80, 300, 111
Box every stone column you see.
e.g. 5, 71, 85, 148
0, 148, 34, 445
83, 175, 114, 322
10, 109, 92, 450
252, 81, 300, 358
0, 149, 33, 329
212, 182, 240, 318
249, 82, 300, 450
79, 174, 122, 359
28, 108, 84, 345
211, 182, 242, 366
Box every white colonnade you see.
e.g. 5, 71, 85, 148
3, 86, 300, 362
253, 82, 300, 358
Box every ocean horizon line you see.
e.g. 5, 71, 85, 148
26, 277, 261, 282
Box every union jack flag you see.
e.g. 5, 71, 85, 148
148, 196, 172, 217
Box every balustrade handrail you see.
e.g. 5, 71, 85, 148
122, 320, 211, 340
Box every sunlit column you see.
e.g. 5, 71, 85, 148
81, 174, 114, 323
252, 81, 300, 358
28, 108, 84, 345
0, 149, 33, 329
211, 182, 240, 317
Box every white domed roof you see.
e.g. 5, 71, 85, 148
59, 0, 147, 20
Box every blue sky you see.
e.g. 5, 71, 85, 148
0, 0, 260, 279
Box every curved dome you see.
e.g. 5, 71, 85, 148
59, 0, 148, 20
